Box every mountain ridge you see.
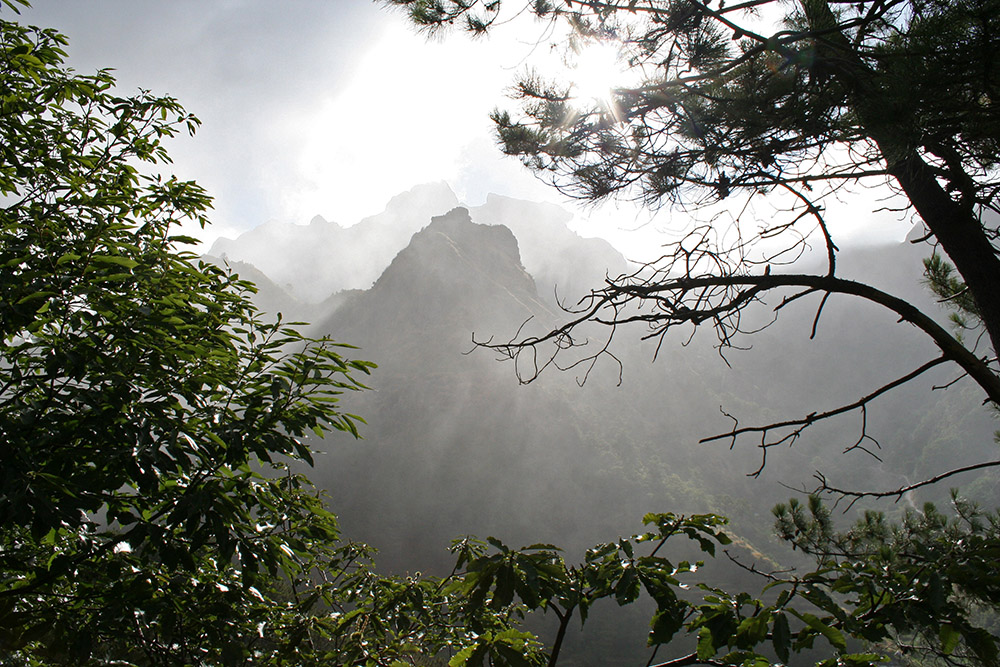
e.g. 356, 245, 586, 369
205, 185, 998, 591
207, 184, 630, 306
209, 182, 460, 302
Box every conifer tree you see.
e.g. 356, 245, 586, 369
386, 0, 1000, 491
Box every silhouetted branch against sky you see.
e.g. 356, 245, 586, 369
422, 0, 1000, 489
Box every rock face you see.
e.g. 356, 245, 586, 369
311, 205, 562, 423
321, 206, 555, 346
210, 186, 1000, 664
207, 184, 630, 306
469, 194, 629, 306
209, 182, 461, 302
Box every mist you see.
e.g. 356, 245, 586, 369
207, 186, 999, 661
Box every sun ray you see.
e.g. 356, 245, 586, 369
567, 39, 626, 111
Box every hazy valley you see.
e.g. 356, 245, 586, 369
207, 183, 1000, 581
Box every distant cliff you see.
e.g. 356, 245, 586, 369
205, 185, 999, 586
207, 183, 629, 306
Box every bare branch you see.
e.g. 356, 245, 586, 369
481, 263, 1000, 404
701, 356, 949, 476
723, 549, 796, 582
650, 653, 727, 667
816, 459, 1000, 505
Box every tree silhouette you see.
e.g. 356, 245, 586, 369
374, 3, 1000, 665
386, 0, 1000, 496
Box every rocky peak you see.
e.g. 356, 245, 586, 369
317, 206, 554, 361
372, 207, 538, 307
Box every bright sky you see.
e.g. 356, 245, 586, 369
17, 1, 911, 259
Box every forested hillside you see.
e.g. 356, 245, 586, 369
210, 193, 999, 575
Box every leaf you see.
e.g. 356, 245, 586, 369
95, 272, 133, 283
494, 643, 533, 667
696, 626, 715, 660
450, 642, 488, 667
939, 623, 961, 655
771, 611, 790, 663
648, 606, 684, 645
491, 564, 515, 609
16, 290, 57, 305
965, 627, 999, 665
586, 542, 617, 562
614, 565, 640, 606
91, 254, 139, 269
721, 651, 769, 666
735, 613, 769, 648
793, 611, 847, 652
449, 644, 477, 667
837, 655, 888, 666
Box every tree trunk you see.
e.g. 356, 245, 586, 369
800, 0, 1000, 381
887, 153, 1000, 366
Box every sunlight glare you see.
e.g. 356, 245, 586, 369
568, 40, 626, 109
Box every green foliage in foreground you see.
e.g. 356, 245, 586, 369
775, 495, 1000, 667
379, 504, 1000, 667
219, 504, 992, 667
0, 12, 379, 664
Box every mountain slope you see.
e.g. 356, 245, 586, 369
306, 208, 731, 573
302, 206, 999, 577
209, 182, 460, 302
247, 195, 1000, 666
208, 184, 631, 306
